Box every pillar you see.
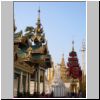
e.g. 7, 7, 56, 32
34, 70, 37, 94
43, 70, 45, 94
25, 73, 28, 93
28, 73, 30, 94
17, 75, 20, 96
37, 66, 40, 95
19, 72, 23, 93
23, 75, 26, 94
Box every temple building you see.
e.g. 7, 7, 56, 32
14, 8, 52, 97
13, 5, 85, 98
14, 20, 33, 97
67, 41, 82, 95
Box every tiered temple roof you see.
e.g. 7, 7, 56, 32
14, 8, 52, 74
67, 41, 82, 80
60, 54, 70, 82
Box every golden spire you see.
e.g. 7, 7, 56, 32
35, 7, 44, 35
72, 40, 74, 51
61, 53, 65, 67
33, 7, 45, 45
36, 7, 41, 26
62, 53, 64, 58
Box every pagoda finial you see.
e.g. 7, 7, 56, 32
33, 7, 46, 45
62, 53, 64, 58
38, 6, 40, 20
60, 53, 65, 67
35, 6, 42, 32
72, 40, 74, 51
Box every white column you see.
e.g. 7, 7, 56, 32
37, 67, 40, 94
25, 73, 28, 93
19, 72, 23, 93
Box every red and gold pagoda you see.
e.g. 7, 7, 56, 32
67, 41, 82, 94
67, 41, 82, 80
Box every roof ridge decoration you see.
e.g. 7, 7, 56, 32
31, 8, 45, 46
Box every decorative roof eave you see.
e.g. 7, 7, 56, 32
68, 57, 78, 61
14, 39, 22, 44
14, 30, 22, 38
27, 44, 48, 54
14, 35, 29, 47
14, 61, 33, 74
23, 55, 52, 68
31, 48, 45, 54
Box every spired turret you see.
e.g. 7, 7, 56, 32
31, 8, 45, 45
60, 54, 65, 67
67, 41, 82, 80
67, 41, 82, 94
60, 54, 69, 83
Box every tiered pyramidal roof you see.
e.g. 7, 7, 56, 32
67, 41, 82, 80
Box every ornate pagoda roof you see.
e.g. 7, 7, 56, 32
31, 8, 45, 45
69, 51, 77, 57
27, 44, 47, 54
14, 8, 52, 69
67, 41, 82, 80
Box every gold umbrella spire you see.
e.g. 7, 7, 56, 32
72, 40, 74, 51
36, 6, 41, 26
